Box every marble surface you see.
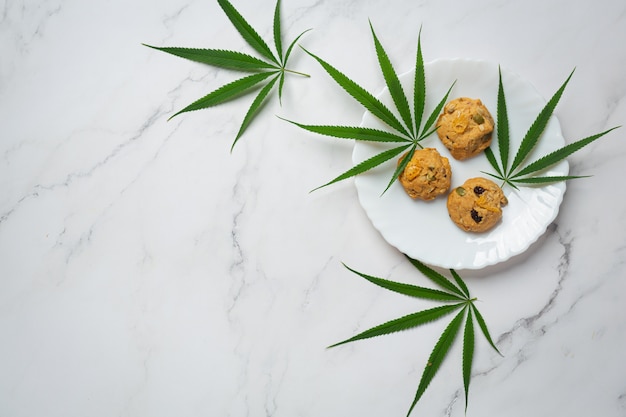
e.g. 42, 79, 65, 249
1, 0, 625, 416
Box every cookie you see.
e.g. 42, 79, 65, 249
398, 148, 451, 200
447, 177, 508, 232
436, 97, 494, 160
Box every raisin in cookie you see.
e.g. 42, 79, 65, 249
398, 148, 451, 200
436, 97, 494, 160
447, 177, 508, 232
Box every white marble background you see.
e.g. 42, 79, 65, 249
1, 0, 625, 416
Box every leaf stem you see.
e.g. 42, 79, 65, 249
283, 68, 310, 77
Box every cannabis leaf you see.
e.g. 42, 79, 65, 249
331, 256, 500, 416
144, 0, 311, 150
484, 67, 620, 189
282, 24, 454, 193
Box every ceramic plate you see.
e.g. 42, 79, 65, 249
353, 58, 568, 269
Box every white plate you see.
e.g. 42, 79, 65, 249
353, 58, 568, 270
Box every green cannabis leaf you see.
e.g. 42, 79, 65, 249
484, 67, 620, 189
282, 24, 454, 193
144, 0, 311, 150
332, 256, 500, 416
